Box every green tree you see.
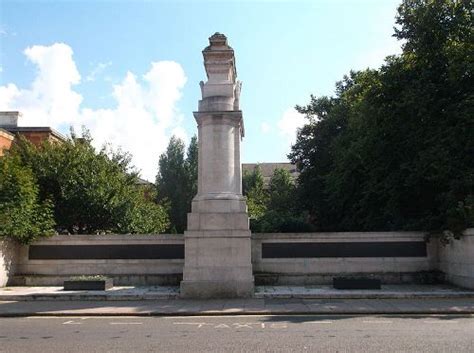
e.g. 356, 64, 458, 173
268, 168, 296, 214
290, 0, 473, 235
242, 165, 267, 221
156, 135, 198, 233
289, 82, 353, 230
0, 155, 55, 243
185, 136, 198, 208
10, 131, 169, 234
252, 168, 313, 233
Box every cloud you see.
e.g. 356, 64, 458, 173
260, 121, 271, 134
0, 43, 82, 127
86, 61, 112, 82
277, 107, 306, 144
76, 62, 187, 181
0, 43, 187, 181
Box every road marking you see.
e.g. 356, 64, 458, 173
173, 322, 287, 329
304, 321, 333, 324
62, 321, 82, 325
164, 315, 276, 319
174, 322, 212, 328
110, 322, 143, 325
233, 323, 260, 329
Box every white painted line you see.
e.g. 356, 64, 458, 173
173, 322, 283, 329
110, 322, 143, 325
173, 322, 211, 328
62, 321, 82, 325
164, 314, 279, 319
232, 323, 256, 329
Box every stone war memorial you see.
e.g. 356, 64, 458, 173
180, 33, 254, 298
0, 33, 473, 299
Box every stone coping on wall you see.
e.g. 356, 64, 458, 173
29, 234, 184, 244
7, 228, 473, 244
252, 231, 428, 241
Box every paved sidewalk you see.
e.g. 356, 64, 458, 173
0, 284, 472, 316
0, 284, 472, 301
255, 284, 474, 299
0, 297, 473, 317
0, 286, 180, 301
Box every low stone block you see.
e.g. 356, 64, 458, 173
64, 278, 113, 291
333, 277, 381, 290
180, 279, 254, 298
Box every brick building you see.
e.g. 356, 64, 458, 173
0, 111, 66, 155
0, 128, 14, 157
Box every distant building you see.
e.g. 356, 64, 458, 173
136, 177, 155, 200
0, 111, 66, 155
0, 128, 14, 157
136, 177, 154, 187
242, 162, 299, 186
0, 111, 155, 194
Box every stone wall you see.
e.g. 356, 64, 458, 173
0, 239, 19, 287
13, 234, 184, 286
2, 230, 474, 288
437, 228, 474, 289
252, 232, 439, 285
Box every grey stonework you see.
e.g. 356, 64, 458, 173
180, 33, 254, 298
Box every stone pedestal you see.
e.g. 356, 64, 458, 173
180, 229, 253, 298
180, 33, 254, 298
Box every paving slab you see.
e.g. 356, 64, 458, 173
1, 284, 473, 302
0, 284, 473, 316
0, 286, 179, 301
0, 297, 473, 317
255, 284, 474, 299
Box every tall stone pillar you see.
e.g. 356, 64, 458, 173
180, 33, 254, 298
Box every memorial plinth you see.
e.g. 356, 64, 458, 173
180, 33, 254, 298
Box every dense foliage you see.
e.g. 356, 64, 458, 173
243, 166, 314, 232
155, 136, 198, 233
4, 131, 169, 237
242, 166, 268, 221
289, 0, 473, 236
0, 155, 55, 243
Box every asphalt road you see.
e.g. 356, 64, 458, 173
0, 314, 473, 352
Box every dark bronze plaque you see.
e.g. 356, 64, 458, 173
262, 241, 427, 258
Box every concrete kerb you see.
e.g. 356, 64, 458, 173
1, 288, 474, 317
254, 292, 474, 300
1, 305, 474, 317
2, 292, 473, 301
